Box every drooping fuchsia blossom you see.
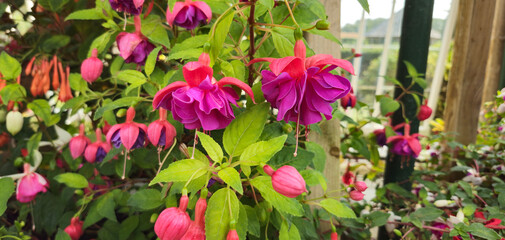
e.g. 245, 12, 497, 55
181, 190, 207, 240
106, 107, 148, 150
249, 36, 353, 155
148, 108, 177, 150
116, 15, 155, 66
386, 123, 422, 158
263, 164, 307, 198
331, 232, 339, 240
16, 163, 49, 203
109, 0, 144, 15
340, 87, 357, 108
155, 193, 191, 240
64, 217, 84, 240
153, 52, 255, 130
84, 128, 111, 163
81, 48, 103, 83
418, 99, 433, 121
226, 229, 239, 240
167, 0, 212, 30
349, 190, 364, 201
69, 124, 90, 159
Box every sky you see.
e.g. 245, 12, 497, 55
341, 0, 453, 26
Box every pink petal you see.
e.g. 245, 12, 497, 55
305, 54, 355, 75
183, 62, 213, 87
167, 2, 186, 27
84, 144, 98, 163
106, 124, 123, 144
269, 57, 305, 79
407, 137, 422, 156
133, 0, 144, 9
120, 124, 140, 150
148, 121, 164, 146
247, 57, 276, 66
153, 81, 189, 109
386, 136, 404, 143
217, 77, 255, 103
192, 1, 212, 23
116, 33, 142, 60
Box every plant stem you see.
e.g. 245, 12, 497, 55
283, 0, 299, 28
248, 0, 257, 86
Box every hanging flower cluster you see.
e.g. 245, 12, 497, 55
116, 15, 155, 66
25, 55, 72, 101
387, 123, 422, 158
69, 125, 111, 163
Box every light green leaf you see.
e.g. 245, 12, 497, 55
272, 28, 294, 57
117, 70, 146, 84
142, 17, 170, 47
94, 97, 142, 120
65, 9, 103, 21
0, 84, 26, 102
127, 189, 163, 210
357, 0, 370, 13
379, 97, 400, 116
54, 173, 89, 189
209, 11, 235, 66
300, 169, 327, 193
89, 31, 113, 55
304, 142, 326, 172
319, 199, 357, 218
68, 73, 88, 92
197, 131, 223, 163
27, 99, 52, 126
239, 135, 287, 166
0, 178, 14, 216
279, 220, 301, 240
150, 159, 208, 185
250, 176, 304, 216
258, 0, 274, 10
145, 46, 162, 77
171, 35, 208, 53
218, 167, 243, 194
205, 188, 240, 240
223, 103, 269, 157
166, 48, 203, 61
0, 51, 21, 80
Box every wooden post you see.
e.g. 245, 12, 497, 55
443, 0, 496, 145
482, 0, 505, 104
307, 0, 341, 200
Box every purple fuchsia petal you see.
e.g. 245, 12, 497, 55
153, 81, 189, 110
109, 0, 143, 15
95, 147, 107, 163
116, 33, 143, 60
110, 129, 122, 148
131, 128, 146, 149
125, 40, 156, 65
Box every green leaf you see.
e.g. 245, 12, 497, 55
319, 199, 357, 218
356, 0, 370, 13
223, 103, 269, 157
250, 176, 304, 216
307, 29, 342, 46
404, 61, 418, 78
220, 60, 246, 81
145, 46, 162, 77
304, 142, 326, 172
118, 216, 139, 240
28, 99, 53, 126
244, 205, 260, 237
197, 131, 223, 163
258, 0, 274, 10
27, 132, 43, 156
468, 223, 501, 240
368, 211, 390, 227
54, 173, 89, 189
42, 35, 70, 52
127, 189, 163, 211
300, 169, 327, 193
279, 220, 301, 240
0, 83, 26, 102
410, 207, 443, 222
218, 167, 243, 194
379, 97, 400, 115
272, 28, 294, 57
166, 48, 203, 61
209, 11, 235, 66
89, 31, 113, 55
171, 35, 208, 53
205, 188, 240, 240
65, 9, 103, 21
150, 159, 208, 185
55, 229, 72, 240
94, 97, 142, 120
117, 70, 146, 84
142, 17, 170, 47
0, 51, 21, 80
239, 135, 287, 166
0, 178, 14, 216
97, 193, 117, 222
38, 0, 69, 12
68, 73, 88, 92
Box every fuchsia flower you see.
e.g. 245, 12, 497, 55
181, 191, 207, 240
167, 0, 212, 30
263, 164, 307, 198
69, 124, 90, 159
249, 36, 353, 155
116, 15, 155, 66
387, 124, 422, 158
340, 88, 357, 108
226, 229, 239, 240
16, 163, 49, 203
153, 52, 255, 130
354, 181, 367, 192
106, 107, 148, 150
64, 217, 84, 240
418, 100, 433, 121
349, 190, 364, 201
155, 194, 191, 240
84, 128, 111, 163
81, 48, 103, 83
331, 232, 339, 240
109, 0, 144, 15
148, 108, 177, 149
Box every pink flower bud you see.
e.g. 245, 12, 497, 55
16, 163, 49, 203
263, 165, 307, 198
417, 103, 432, 121
354, 181, 367, 192
148, 109, 176, 149
64, 217, 83, 240
349, 190, 364, 201
331, 232, 339, 240
226, 229, 239, 240
69, 124, 91, 159
81, 49, 103, 83
181, 193, 207, 240
155, 195, 191, 240
340, 92, 356, 108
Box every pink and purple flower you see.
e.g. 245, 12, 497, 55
116, 15, 155, 66
16, 163, 49, 203
84, 128, 111, 163
166, 0, 212, 30
106, 107, 148, 150
109, 0, 144, 15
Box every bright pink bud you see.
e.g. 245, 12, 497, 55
81, 48, 103, 83
264, 165, 307, 198
69, 124, 90, 159
417, 103, 432, 121
294, 40, 306, 59
16, 163, 49, 203
64, 217, 83, 240
148, 109, 177, 149
181, 196, 207, 240
342, 171, 355, 186
349, 190, 364, 201
331, 232, 339, 240
354, 181, 367, 192
154, 195, 191, 240
340, 91, 356, 108
226, 229, 239, 240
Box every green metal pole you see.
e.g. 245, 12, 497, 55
379, 0, 433, 239
499, 44, 505, 89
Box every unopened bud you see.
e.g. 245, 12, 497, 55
315, 20, 330, 30
6, 110, 23, 135
74, 189, 84, 196
434, 200, 454, 208
354, 181, 367, 192
349, 190, 364, 201
282, 123, 293, 133
116, 108, 127, 118
294, 28, 303, 40
150, 213, 158, 223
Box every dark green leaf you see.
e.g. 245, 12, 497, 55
356, 0, 370, 13
94, 97, 142, 120
127, 189, 163, 211
0, 178, 14, 216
